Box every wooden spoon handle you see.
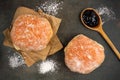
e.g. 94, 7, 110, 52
98, 27, 120, 59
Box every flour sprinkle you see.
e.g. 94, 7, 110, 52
36, 0, 63, 16
96, 6, 116, 24
37, 59, 58, 74
8, 52, 25, 68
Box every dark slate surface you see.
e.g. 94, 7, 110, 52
0, 0, 120, 80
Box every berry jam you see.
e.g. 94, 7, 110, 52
82, 10, 99, 27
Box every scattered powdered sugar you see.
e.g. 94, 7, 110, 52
96, 6, 116, 24
8, 52, 25, 68
36, 0, 63, 16
37, 59, 58, 74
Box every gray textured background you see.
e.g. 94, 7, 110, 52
0, 0, 120, 80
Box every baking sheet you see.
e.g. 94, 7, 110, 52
0, 0, 120, 80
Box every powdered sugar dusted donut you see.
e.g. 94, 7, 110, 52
10, 14, 53, 51
64, 34, 105, 74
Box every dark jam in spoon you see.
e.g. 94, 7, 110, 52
82, 10, 99, 27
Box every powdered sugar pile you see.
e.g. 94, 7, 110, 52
96, 6, 116, 24
36, 0, 63, 16
37, 59, 58, 74
8, 52, 25, 68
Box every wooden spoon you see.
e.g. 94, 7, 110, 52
80, 8, 120, 59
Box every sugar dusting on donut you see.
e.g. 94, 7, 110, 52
10, 14, 53, 51
64, 34, 105, 74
